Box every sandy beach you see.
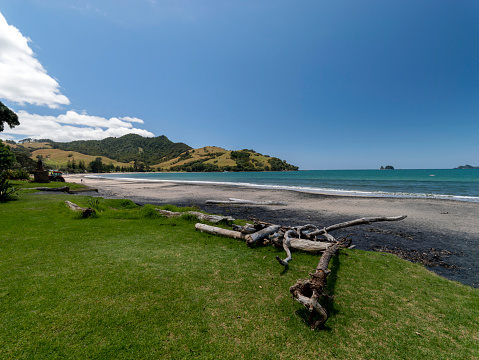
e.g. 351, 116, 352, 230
66, 174, 479, 288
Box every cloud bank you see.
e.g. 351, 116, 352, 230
1, 110, 155, 142
0, 12, 70, 108
0, 11, 156, 143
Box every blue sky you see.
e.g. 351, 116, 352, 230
0, 0, 478, 169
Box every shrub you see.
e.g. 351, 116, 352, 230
0, 176, 17, 201
139, 204, 161, 219
87, 198, 102, 210
13, 169, 30, 180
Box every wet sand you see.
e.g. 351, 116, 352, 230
66, 174, 479, 288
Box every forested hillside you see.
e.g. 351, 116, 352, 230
50, 134, 191, 164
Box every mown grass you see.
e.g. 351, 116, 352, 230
0, 185, 478, 359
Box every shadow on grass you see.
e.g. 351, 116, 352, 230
293, 250, 342, 331
280, 265, 289, 276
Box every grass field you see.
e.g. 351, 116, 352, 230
1, 183, 478, 359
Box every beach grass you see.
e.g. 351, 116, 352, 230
0, 185, 478, 359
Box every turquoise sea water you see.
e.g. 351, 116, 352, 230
93, 169, 479, 203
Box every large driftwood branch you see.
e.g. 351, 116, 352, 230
195, 223, 248, 240
206, 198, 287, 206
65, 200, 95, 218
275, 230, 296, 266
290, 237, 351, 329
232, 224, 257, 234
157, 209, 234, 223
307, 215, 407, 238
296, 224, 319, 239
246, 225, 281, 245
197, 223, 333, 255
194, 213, 407, 331
289, 238, 332, 253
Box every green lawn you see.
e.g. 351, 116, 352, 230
1, 184, 478, 359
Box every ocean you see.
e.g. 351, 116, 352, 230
93, 169, 479, 203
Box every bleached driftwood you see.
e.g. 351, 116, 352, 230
194, 213, 407, 330
289, 238, 331, 252
246, 225, 281, 245
276, 230, 295, 265
307, 215, 407, 238
64, 200, 95, 218
206, 198, 287, 206
195, 223, 248, 240
232, 223, 257, 234
196, 223, 332, 255
157, 209, 234, 223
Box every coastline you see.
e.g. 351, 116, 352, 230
65, 174, 479, 288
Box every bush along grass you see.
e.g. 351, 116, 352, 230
0, 175, 18, 202
0, 189, 478, 359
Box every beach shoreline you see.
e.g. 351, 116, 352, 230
65, 174, 479, 288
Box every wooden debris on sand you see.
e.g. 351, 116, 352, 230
157, 209, 234, 223
64, 200, 96, 218
206, 198, 287, 206
195, 214, 407, 329
34, 186, 98, 193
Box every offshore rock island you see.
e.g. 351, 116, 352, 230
454, 165, 479, 169
5, 134, 299, 173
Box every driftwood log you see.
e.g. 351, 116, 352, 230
246, 225, 281, 245
195, 222, 334, 254
290, 237, 352, 329
206, 198, 287, 206
306, 216, 407, 238
157, 209, 234, 223
232, 223, 257, 234
34, 186, 98, 194
64, 200, 95, 218
195, 223, 248, 240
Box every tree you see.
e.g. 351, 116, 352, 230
0, 142, 16, 172
89, 157, 103, 173
78, 160, 86, 172
0, 101, 20, 132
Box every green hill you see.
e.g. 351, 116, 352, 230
155, 146, 298, 172
50, 134, 191, 165
5, 133, 299, 172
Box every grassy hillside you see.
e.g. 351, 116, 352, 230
0, 183, 478, 359
8, 135, 299, 172
31, 148, 133, 169
3, 141, 52, 150
155, 147, 298, 172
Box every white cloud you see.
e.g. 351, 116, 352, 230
0, 12, 70, 108
0, 11, 156, 144
119, 116, 144, 124
0, 110, 155, 142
